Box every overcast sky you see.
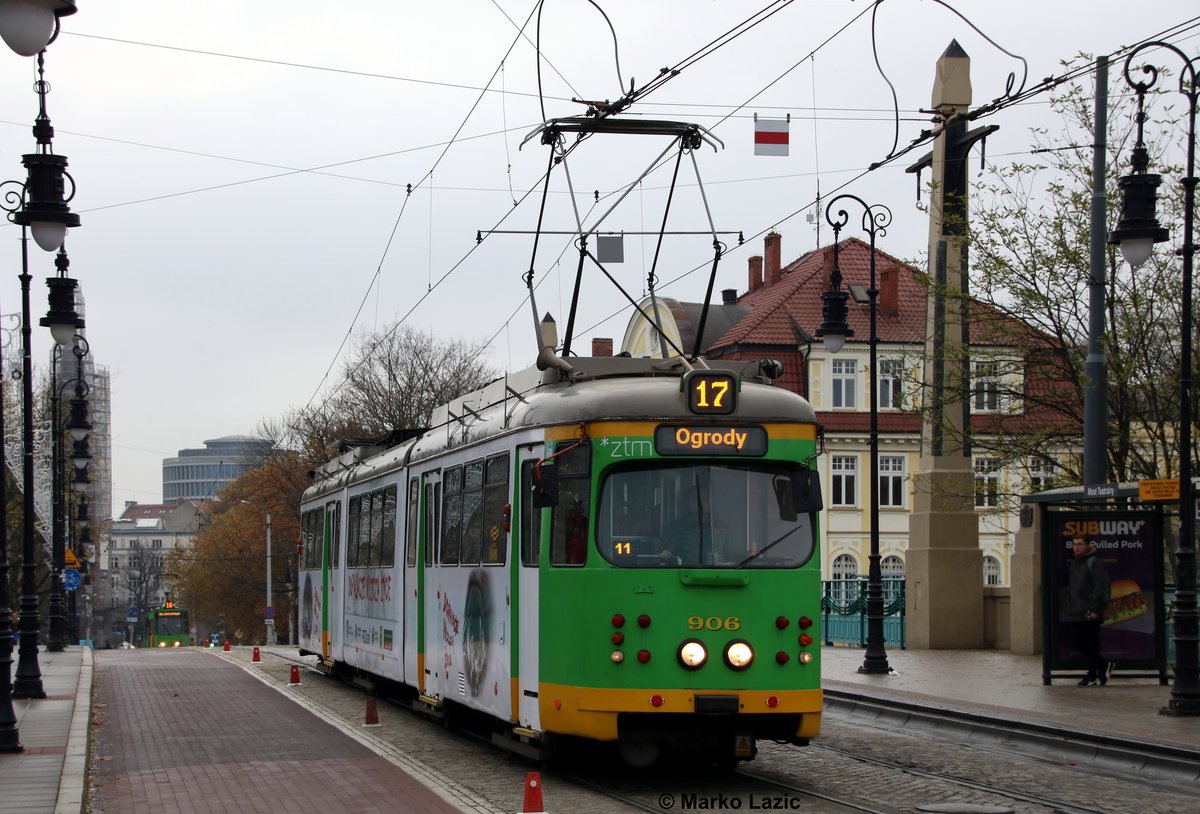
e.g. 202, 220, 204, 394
0, 0, 1194, 519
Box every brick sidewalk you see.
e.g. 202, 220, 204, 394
89, 650, 463, 813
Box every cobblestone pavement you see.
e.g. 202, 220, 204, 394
116, 647, 1198, 814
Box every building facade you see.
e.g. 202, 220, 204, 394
94, 500, 209, 646
618, 232, 1081, 587
162, 435, 272, 503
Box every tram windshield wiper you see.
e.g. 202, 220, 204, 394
734, 524, 804, 569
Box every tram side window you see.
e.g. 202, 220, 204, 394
357, 493, 374, 567
406, 478, 419, 567
442, 467, 462, 565
347, 496, 361, 568
380, 484, 397, 567
424, 480, 439, 566
366, 490, 382, 567
520, 461, 541, 567
483, 453, 509, 564
329, 502, 341, 570
461, 460, 484, 565
299, 510, 309, 569
301, 509, 320, 570
550, 443, 591, 566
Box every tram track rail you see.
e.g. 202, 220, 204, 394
823, 687, 1200, 784
250, 649, 1196, 813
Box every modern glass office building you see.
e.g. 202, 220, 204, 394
161, 435, 273, 502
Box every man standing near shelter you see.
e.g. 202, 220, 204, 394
1068, 535, 1111, 686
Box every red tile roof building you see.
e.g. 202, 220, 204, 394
620, 232, 1081, 587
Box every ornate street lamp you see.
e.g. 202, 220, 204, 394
1108, 41, 1199, 717
41, 249, 84, 652
818, 194, 894, 676
0, 26, 80, 720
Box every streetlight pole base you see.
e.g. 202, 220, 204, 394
858, 656, 893, 675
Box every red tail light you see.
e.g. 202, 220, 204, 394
798, 616, 814, 630
775, 615, 789, 630
637, 649, 651, 664
637, 614, 652, 628
612, 613, 626, 628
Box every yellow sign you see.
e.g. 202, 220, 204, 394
1139, 479, 1180, 502
64, 549, 79, 569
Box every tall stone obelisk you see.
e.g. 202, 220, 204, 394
906, 41, 985, 648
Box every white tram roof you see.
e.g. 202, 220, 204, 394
304, 355, 813, 501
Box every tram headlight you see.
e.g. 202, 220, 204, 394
157, 642, 165, 648
677, 639, 707, 670
723, 640, 754, 670
798, 651, 814, 665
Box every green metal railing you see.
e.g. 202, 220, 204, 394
820, 581, 1176, 667
820, 578, 906, 649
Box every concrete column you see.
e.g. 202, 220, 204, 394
906, 40, 984, 649
1009, 506, 1043, 654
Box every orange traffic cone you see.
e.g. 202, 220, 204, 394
521, 771, 545, 813
252, 647, 260, 663
289, 664, 301, 686
222, 639, 230, 652
364, 698, 380, 727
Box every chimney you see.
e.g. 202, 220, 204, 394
721, 288, 738, 306
764, 232, 782, 285
880, 263, 899, 318
748, 255, 763, 292
821, 246, 837, 290
591, 337, 614, 357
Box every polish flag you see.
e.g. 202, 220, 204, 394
754, 117, 789, 156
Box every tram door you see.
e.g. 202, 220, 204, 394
516, 445, 543, 729
323, 500, 341, 662
402, 476, 421, 688
420, 470, 442, 698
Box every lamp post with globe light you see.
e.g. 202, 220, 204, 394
1108, 41, 1199, 717
816, 194, 893, 676
0, 0, 79, 751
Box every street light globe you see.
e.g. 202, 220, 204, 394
822, 334, 846, 354
1118, 236, 1156, 269
30, 220, 67, 252
0, 1, 57, 57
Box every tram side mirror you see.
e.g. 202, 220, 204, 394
777, 469, 822, 518
531, 462, 558, 508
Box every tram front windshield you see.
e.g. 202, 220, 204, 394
597, 462, 815, 568
154, 613, 186, 636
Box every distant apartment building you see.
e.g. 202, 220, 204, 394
96, 500, 209, 645
162, 435, 272, 503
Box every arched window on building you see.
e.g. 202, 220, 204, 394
983, 555, 1002, 586
880, 554, 905, 603
831, 553, 859, 602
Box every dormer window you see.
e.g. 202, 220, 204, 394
832, 359, 857, 409
972, 362, 1000, 413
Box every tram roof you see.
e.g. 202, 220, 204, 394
305, 356, 815, 498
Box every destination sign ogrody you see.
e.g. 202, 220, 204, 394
654, 425, 767, 456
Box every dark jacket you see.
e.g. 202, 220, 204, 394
1067, 548, 1111, 621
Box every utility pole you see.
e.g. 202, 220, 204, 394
1084, 56, 1109, 486
265, 513, 275, 646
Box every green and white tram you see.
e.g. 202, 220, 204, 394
299, 354, 823, 766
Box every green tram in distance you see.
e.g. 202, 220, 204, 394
147, 597, 191, 648
299, 355, 825, 767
